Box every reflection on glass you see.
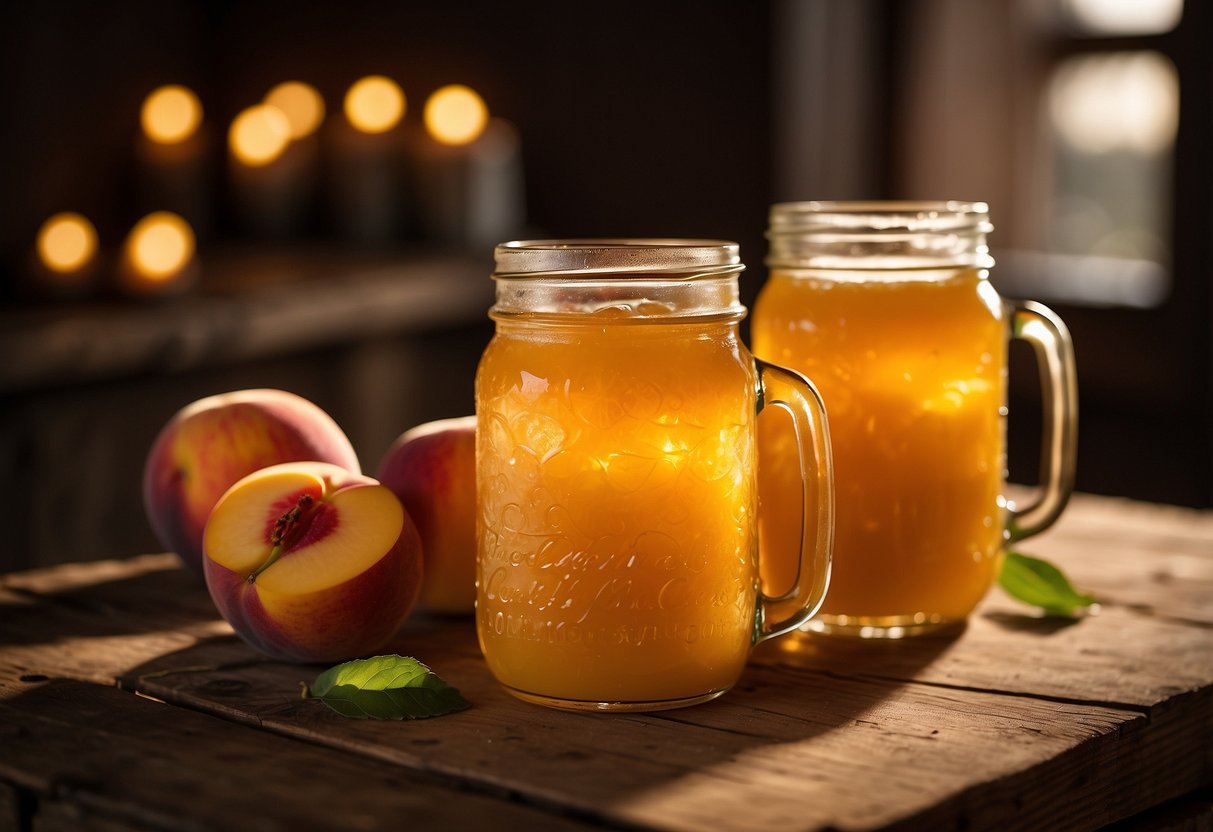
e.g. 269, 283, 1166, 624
1060, 0, 1182, 35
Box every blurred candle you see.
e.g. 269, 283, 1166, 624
265, 81, 326, 140
328, 75, 411, 244
28, 212, 101, 298
135, 85, 212, 237
230, 104, 291, 166
410, 85, 524, 250
228, 101, 314, 239
37, 212, 98, 275
117, 211, 198, 298
345, 75, 405, 134
423, 84, 488, 145
142, 85, 202, 143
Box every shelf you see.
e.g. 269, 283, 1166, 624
2, 245, 495, 393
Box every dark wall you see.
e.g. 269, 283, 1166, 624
0, 1, 774, 282
0, 1, 776, 571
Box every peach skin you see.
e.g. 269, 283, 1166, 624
143, 389, 361, 574
202, 461, 423, 663
377, 416, 476, 613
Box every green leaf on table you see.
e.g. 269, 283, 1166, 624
999, 551, 1096, 616
302, 655, 470, 720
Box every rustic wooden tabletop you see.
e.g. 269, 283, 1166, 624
2, 492, 1210, 831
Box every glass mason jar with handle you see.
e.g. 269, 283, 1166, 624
754, 202, 1077, 638
476, 239, 834, 711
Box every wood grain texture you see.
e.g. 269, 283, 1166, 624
0, 669, 593, 832
117, 629, 1207, 832
1, 493, 1210, 831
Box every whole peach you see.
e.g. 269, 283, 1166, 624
203, 462, 423, 663
143, 389, 360, 574
376, 416, 476, 613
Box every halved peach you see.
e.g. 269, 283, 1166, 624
143, 389, 362, 575
203, 461, 422, 663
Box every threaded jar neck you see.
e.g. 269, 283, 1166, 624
491, 239, 747, 322
766, 201, 994, 270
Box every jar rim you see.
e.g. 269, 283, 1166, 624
768, 200, 992, 235
494, 238, 744, 278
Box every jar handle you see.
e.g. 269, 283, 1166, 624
1007, 301, 1079, 542
753, 358, 835, 642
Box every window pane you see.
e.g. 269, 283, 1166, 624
1036, 51, 1176, 306
1058, 0, 1183, 35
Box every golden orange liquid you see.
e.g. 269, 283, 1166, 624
754, 267, 1007, 629
476, 317, 759, 705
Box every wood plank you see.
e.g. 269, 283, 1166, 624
1110, 791, 1213, 832
755, 599, 1213, 710
1, 575, 1174, 832
8, 494, 1210, 712
0, 670, 594, 832
2, 493, 1211, 831
0, 554, 228, 686
1046, 493, 1213, 545
753, 491, 1213, 709
113, 625, 1208, 832
1010, 492, 1213, 626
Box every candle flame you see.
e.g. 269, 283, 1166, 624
424, 85, 488, 146
126, 212, 195, 280
141, 85, 203, 144
344, 75, 405, 134
37, 213, 98, 274
265, 81, 325, 140
229, 104, 292, 166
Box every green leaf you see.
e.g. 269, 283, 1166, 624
303, 655, 470, 720
999, 551, 1096, 616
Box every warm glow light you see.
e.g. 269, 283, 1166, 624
1049, 52, 1178, 154
1064, 0, 1183, 35
141, 85, 203, 144
127, 212, 195, 280
344, 76, 405, 134
423, 85, 489, 145
36, 213, 98, 274
264, 81, 326, 139
229, 104, 292, 166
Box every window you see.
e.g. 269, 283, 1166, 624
1001, 0, 1182, 309
772, 0, 1212, 505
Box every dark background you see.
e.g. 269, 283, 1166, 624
2, 0, 1209, 572
0, 1, 774, 274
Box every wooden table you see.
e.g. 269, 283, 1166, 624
2, 493, 1210, 831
